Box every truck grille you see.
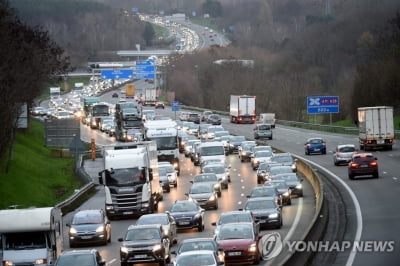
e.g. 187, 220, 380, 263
112, 191, 144, 210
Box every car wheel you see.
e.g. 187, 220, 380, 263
218, 191, 222, 197
253, 253, 261, 265
287, 198, 292, 205
334, 160, 338, 166
322, 150, 326, 155
198, 220, 204, 232
69, 242, 75, 248
373, 173, 379, 178
214, 202, 218, 210
166, 187, 171, 193
108, 231, 111, 243
174, 183, 177, 188
348, 174, 354, 180
120, 262, 128, 266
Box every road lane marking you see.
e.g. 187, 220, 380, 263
283, 197, 303, 245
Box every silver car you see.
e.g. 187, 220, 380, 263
333, 144, 357, 165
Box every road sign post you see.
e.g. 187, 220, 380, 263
307, 96, 339, 125
171, 101, 180, 120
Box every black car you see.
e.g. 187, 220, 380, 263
264, 180, 292, 205
167, 200, 205, 232
112, 92, 118, 98
247, 185, 282, 207
54, 249, 106, 266
348, 153, 379, 179
271, 173, 304, 197
187, 183, 219, 210
67, 209, 111, 247
227, 135, 246, 154
270, 153, 298, 172
206, 114, 222, 125
187, 113, 200, 124
118, 224, 171, 266
241, 197, 282, 229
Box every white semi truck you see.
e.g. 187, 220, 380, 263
142, 88, 157, 106
98, 142, 163, 219
0, 207, 63, 266
358, 106, 395, 150
49, 87, 61, 100
229, 95, 256, 124
143, 120, 180, 175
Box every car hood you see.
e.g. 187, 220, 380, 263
249, 209, 277, 216
189, 193, 214, 200
217, 238, 256, 249
72, 223, 102, 231
170, 211, 198, 219
123, 239, 160, 247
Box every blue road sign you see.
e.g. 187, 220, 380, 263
136, 60, 155, 79
101, 69, 133, 79
132, 8, 139, 13
307, 96, 339, 114
171, 101, 180, 112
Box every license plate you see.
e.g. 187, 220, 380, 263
123, 211, 133, 215
179, 221, 190, 225
134, 254, 147, 259
259, 220, 266, 223
377, 139, 384, 144
360, 165, 368, 168
228, 251, 242, 256
81, 236, 92, 239
314, 148, 320, 151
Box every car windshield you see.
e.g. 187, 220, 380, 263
231, 136, 245, 142
159, 165, 174, 173
171, 202, 198, 212
72, 212, 102, 224
271, 155, 293, 163
250, 187, 275, 197
269, 181, 287, 189
218, 225, 254, 240
176, 254, 216, 266
245, 200, 276, 210
339, 146, 356, 152
309, 139, 323, 144
274, 174, 298, 182
194, 174, 217, 182
56, 254, 96, 266
125, 228, 161, 241
201, 146, 224, 156
258, 124, 271, 130
179, 241, 215, 253
203, 166, 225, 174
270, 167, 292, 175
255, 151, 273, 157
137, 215, 169, 225
218, 214, 252, 224
190, 185, 213, 194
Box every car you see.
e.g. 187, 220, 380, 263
118, 224, 172, 266
155, 101, 165, 109
30, 106, 47, 116
227, 135, 246, 154
66, 209, 111, 247
238, 141, 257, 162
186, 122, 199, 135
270, 173, 304, 197
159, 162, 178, 186
187, 113, 200, 124
256, 162, 277, 184
215, 222, 261, 265
184, 139, 200, 157
247, 185, 282, 207
167, 200, 205, 232
270, 153, 298, 172
205, 125, 225, 140
112, 92, 118, 98
179, 111, 190, 121
264, 180, 292, 205
202, 162, 231, 188
198, 123, 212, 139
333, 144, 357, 165
173, 237, 223, 259
207, 114, 222, 125
348, 153, 379, 179
214, 130, 230, 141
191, 173, 222, 197
201, 110, 213, 121
172, 250, 224, 266
142, 109, 156, 121
241, 197, 282, 229
186, 182, 219, 210
251, 150, 274, 170
135, 213, 177, 244
220, 135, 232, 154
158, 167, 171, 192
125, 128, 142, 142
305, 137, 327, 155
153, 115, 172, 120
253, 123, 273, 139
265, 165, 295, 182
211, 211, 258, 237
54, 249, 106, 266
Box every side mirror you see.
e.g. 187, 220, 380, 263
211, 222, 217, 226
185, 193, 189, 196
118, 238, 124, 242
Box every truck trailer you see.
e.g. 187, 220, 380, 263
230, 95, 256, 124
0, 207, 63, 266
142, 88, 157, 106
358, 106, 395, 150
98, 142, 163, 219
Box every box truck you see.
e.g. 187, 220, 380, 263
358, 106, 395, 150
230, 95, 256, 124
143, 88, 157, 106
0, 207, 63, 266
125, 84, 135, 98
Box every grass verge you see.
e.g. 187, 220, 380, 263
0, 119, 83, 209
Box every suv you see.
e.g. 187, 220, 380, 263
348, 153, 379, 179
55, 249, 106, 266
118, 224, 171, 266
253, 123, 273, 139
187, 113, 200, 124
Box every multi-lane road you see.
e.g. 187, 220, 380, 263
60, 79, 400, 266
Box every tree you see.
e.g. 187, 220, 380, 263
0, 0, 71, 163
142, 22, 155, 46
202, 0, 223, 18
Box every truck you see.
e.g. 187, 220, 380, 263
142, 88, 157, 106
143, 120, 180, 175
98, 142, 163, 219
0, 207, 63, 266
49, 87, 61, 100
81, 97, 100, 124
115, 102, 142, 142
259, 113, 276, 128
125, 84, 135, 98
357, 106, 395, 150
89, 102, 111, 129
230, 95, 256, 124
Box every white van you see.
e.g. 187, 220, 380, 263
197, 141, 226, 166
259, 113, 276, 128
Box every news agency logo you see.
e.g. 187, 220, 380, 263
259, 232, 395, 261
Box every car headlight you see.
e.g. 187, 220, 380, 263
283, 192, 290, 197
214, 183, 220, 189
291, 164, 296, 170
296, 184, 302, 189
248, 243, 257, 252
120, 246, 130, 253
241, 151, 247, 155
153, 244, 162, 251
96, 225, 105, 232
208, 195, 216, 201
269, 213, 278, 218
173, 162, 179, 169
163, 228, 169, 236
69, 227, 77, 234
3, 260, 13, 266
105, 205, 114, 210
35, 259, 47, 264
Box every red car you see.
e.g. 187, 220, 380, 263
155, 101, 165, 109
215, 222, 261, 264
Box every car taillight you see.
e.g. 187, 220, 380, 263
350, 163, 358, 168
323, 143, 326, 146
370, 161, 378, 167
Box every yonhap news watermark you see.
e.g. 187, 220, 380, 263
259, 233, 395, 261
